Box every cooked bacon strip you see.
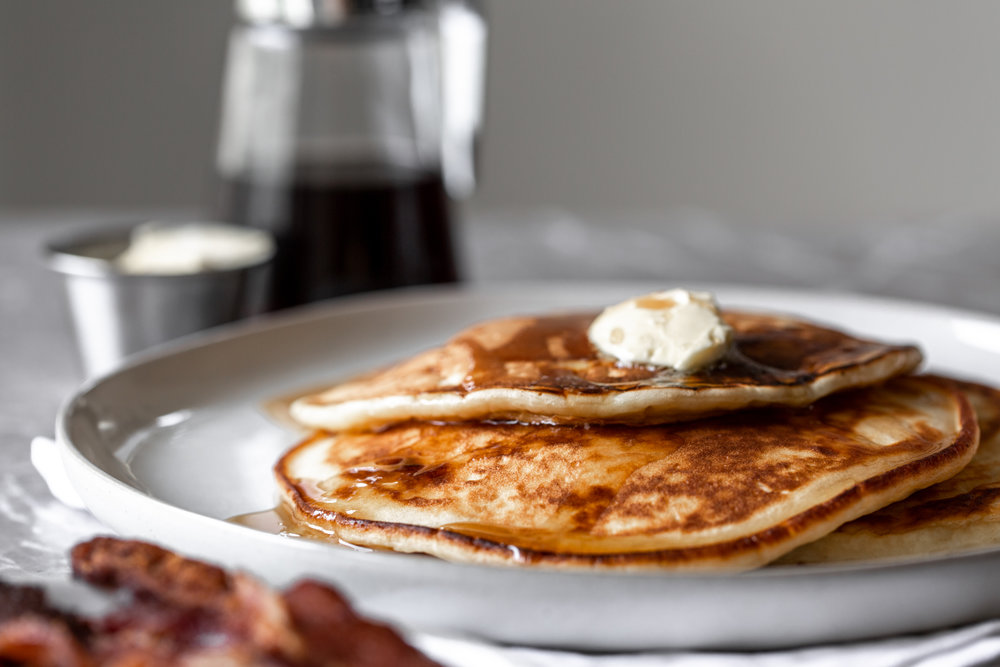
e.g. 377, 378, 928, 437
0, 538, 439, 667
283, 580, 441, 667
71, 538, 231, 608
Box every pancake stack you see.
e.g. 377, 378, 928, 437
275, 297, 991, 571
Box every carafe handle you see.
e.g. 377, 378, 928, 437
439, 0, 487, 199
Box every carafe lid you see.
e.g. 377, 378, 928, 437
236, 0, 426, 27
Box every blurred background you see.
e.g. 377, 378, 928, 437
3, 0, 1000, 229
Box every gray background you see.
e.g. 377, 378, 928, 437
2, 1, 1000, 228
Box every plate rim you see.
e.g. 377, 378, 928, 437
51, 281, 1000, 649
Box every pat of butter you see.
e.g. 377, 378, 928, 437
115, 223, 274, 275
587, 289, 733, 371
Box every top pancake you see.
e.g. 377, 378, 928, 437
777, 379, 1000, 565
290, 310, 922, 431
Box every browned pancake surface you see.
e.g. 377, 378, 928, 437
277, 375, 975, 571
380, 312, 908, 392
290, 311, 922, 431
779, 380, 1000, 564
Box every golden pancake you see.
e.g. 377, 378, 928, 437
289, 311, 922, 432
276, 375, 976, 571
777, 380, 1000, 565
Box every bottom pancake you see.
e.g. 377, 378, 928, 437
777, 380, 1000, 565
275, 375, 977, 571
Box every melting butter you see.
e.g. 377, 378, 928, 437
588, 289, 733, 372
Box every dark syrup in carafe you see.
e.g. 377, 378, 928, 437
220, 165, 459, 310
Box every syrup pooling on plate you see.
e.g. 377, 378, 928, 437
260, 382, 342, 431
227, 504, 379, 553
229, 508, 289, 534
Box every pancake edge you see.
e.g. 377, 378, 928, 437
289, 347, 922, 432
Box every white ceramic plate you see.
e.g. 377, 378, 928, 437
56, 282, 1000, 651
